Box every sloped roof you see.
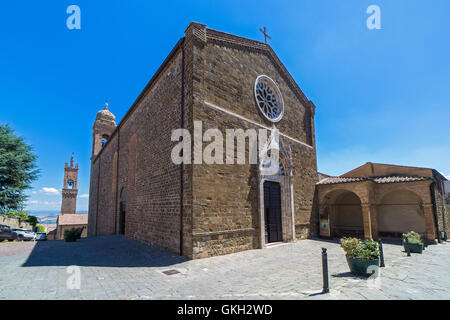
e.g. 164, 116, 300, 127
317, 175, 431, 186
57, 214, 88, 226
317, 177, 367, 185
341, 162, 436, 179
373, 176, 430, 184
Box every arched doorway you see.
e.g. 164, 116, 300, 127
263, 181, 282, 243
258, 136, 295, 247
377, 189, 425, 238
323, 190, 364, 238
119, 186, 126, 235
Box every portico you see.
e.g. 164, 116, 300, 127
317, 162, 448, 243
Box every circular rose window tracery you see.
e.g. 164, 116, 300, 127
254, 75, 284, 122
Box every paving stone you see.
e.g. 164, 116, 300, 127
0, 236, 449, 299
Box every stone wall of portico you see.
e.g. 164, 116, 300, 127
317, 180, 438, 243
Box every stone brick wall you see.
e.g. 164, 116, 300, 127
89, 48, 185, 255
88, 23, 319, 259
317, 177, 445, 242
432, 178, 448, 238
0, 215, 32, 229
87, 159, 99, 236
61, 164, 78, 214
61, 192, 77, 214
57, 224, 88, 240
189, 25, 317, 258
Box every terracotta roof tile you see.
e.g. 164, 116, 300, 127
373, 176, 430, 184
317, 176, 430, 186
317, 177, 367, 185
57, 214, 88, 226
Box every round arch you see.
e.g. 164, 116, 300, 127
257, 139, 295, 248
377, 189, 425, 237
322, 189, 364, 238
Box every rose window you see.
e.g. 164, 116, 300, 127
254, 75, 284, 122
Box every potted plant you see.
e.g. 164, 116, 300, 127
340, 237, 380, 276
402, 231, 423, 254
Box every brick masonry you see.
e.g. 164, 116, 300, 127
190, 25, 317, 257
89, 49, 184, 255
0, 215, 32, 230
60, 156, 78, 214
317, 162, 448, 243
88, 22, 318, 259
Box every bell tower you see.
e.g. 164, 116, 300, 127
61, 154, 78, 214
92, 101, 117, 159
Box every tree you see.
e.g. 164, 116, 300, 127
6, 210, 30, 220
0, 125, 39, 214
27, 215, 38, 226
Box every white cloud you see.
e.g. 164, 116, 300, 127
79, 194, 89, 199
25, 199, 61, 211
40, 187, 60, 195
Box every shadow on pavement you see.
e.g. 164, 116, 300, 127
307, 237, 340, 245
308, 291, 329, 297
331, 272, 370, 280
22, 235, 187, 268
309, 236, 404, 247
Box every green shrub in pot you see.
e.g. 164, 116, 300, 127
402, 231, 423, 253
340, 237, 380, 276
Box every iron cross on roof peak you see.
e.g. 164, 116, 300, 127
259, 26, 271, 44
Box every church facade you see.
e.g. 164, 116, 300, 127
88, 22, 318, 259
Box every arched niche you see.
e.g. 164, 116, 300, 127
377, 189, 425, 237
322, 189, 364, 238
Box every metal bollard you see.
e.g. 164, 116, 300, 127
322, 248, 329, 293
378, 239, 385, 267
405, 237, 411, 256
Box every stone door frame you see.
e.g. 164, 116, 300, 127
258, 173, 295, 248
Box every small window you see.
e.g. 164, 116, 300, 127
67, 180, 74, 189
101, 134, 109, 148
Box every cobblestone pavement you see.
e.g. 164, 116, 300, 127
0, 235, 449, 300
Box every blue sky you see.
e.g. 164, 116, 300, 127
1, 0, 449, 212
